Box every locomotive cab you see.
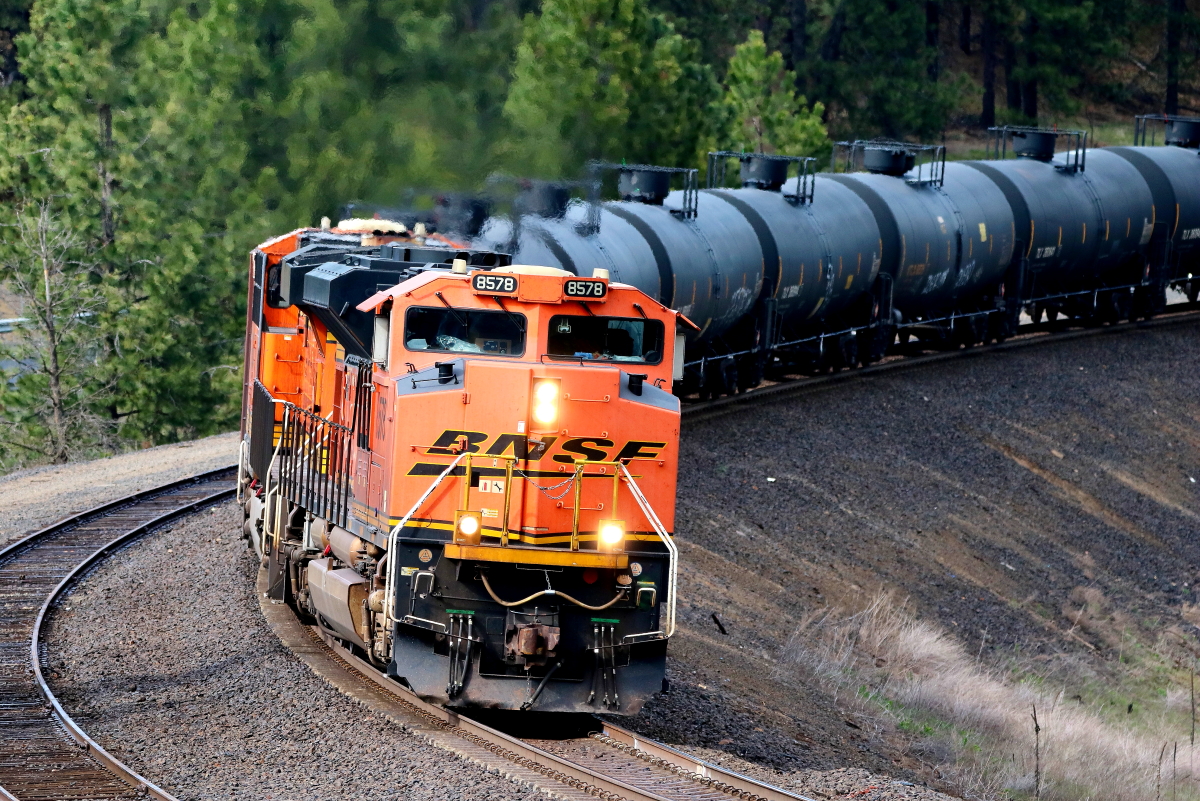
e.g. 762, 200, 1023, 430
242, 229, 687, 715
362, 264, 684, 712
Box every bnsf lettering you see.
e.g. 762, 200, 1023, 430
426, 429, 489, 455
485, 433, 558, 460
471, 273, 518, 294
553, 438, 614, 464
564, 279, 607, 298
424, 429, 664, 462
613, 441, 668, 461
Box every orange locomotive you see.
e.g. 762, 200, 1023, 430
240, 222, 690, 713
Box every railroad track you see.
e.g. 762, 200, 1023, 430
257, 570, 814, 801
0, 469, 236, 801
680, 301, 1200, 421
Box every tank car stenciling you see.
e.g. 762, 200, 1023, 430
475, 121, 1200, 396
242, 234, 688, 714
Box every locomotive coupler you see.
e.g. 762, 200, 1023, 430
504, 609, 560, 667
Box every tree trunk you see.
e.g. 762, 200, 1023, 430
1021, 15, 1038, 122
1004, 39, 1021, 112
820, 6, 846, 63
981, 10, 996, 127
926, 1, 941, 81
789, 0, 807, 93
97, 105, 115, 246
1166, 0, 1184, 115
40, 243, 67, 463
959, 3, 972, 55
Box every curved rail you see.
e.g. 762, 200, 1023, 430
0, 467, 236, 801
680, 302, 1200, 421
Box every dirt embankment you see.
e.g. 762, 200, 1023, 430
620, 321, 1200, 797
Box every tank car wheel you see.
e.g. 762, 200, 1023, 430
1114, 291, 1133, 324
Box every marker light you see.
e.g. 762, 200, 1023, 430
598, 519, 625, 552
531, 379, 560, 426
454, 510, 483, 546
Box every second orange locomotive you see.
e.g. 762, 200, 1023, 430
241, 223, 689, 713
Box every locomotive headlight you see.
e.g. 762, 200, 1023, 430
454, 510, 483, 546
533, 403, 557, 424
531, 379, 560, 426
598, 519, 625, 552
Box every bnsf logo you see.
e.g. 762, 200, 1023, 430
423, 429, 665, 464
471, 273, 518, 294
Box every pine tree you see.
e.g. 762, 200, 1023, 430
500, 0, 718, 176
0, 0, 270, 448
0, 200, 111, 468
273, 0, 524, 222
808, 0, 961, 139
718, 30, 828, 157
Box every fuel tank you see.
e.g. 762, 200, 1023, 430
957, 157, 1104, 294
1049, 149, 1155, 279
709, 178, 882, 331
827, 167, 1013, 315
1106, 144, 1200, 272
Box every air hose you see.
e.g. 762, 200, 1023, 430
479, 571, 626, 611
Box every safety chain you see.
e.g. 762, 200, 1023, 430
306, 628, 629, 800
515, 470, 576, 500
589, 733, 769, 801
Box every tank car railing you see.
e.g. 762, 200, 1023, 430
276, 404, 354, 530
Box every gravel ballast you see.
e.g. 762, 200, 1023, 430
0, 432, 239, 549
44, 502, 538, 801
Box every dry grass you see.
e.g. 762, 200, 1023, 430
778, 593, 1200, 801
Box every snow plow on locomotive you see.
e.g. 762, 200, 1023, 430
240, 226, 687, 714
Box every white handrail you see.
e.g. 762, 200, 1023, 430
236, 438, 249, 505
619, 464, 677, 638
384, 453, 466, 624
260, 404, 290, 561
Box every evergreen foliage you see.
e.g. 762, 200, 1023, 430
500, 0, 717, 175
719, 30, 829, 156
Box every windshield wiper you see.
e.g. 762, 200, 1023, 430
434, 291, 470, 328
492, 296, 526, 333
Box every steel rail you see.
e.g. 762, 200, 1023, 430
680, 302, 1200, 423
0, 467, 236, 801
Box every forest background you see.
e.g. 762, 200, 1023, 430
0, 0, 1195, 469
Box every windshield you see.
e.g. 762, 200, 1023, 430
405, 307, 526, 356
546, 315, 664, 363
